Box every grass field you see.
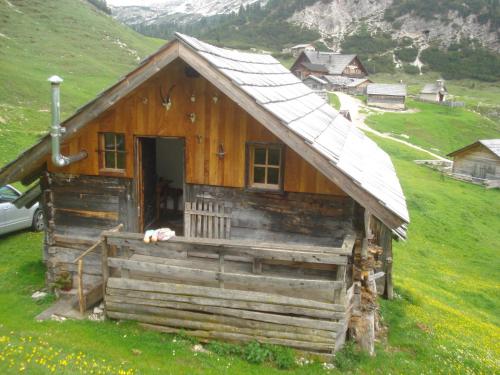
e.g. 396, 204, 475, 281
366, 99, 500, 156
371, 72, 500, 125
0, 0, 163, 167
1, 1, 499, 373
1, 135, 498, 374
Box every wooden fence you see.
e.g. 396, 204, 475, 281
101, 231, 355, 355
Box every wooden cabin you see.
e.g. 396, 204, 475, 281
366, 83, 407, 110
323, 76, 372, 95
0, 34, 409, 356
290, 43, 316, 57
448, 140, 500, 184
291, 51, 368, 80
419, 80, 448, 103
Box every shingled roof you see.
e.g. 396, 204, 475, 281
448, 139, 500, 158
303, 52, 360, 75
367, 83, 407, 97
421, 81, 447, 94
0, 33, 409, 234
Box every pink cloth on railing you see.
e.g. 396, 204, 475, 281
143, 228, 176, 243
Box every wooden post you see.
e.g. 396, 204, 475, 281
218, 252, 225, 289
334, 265, 346, 305
101, 238, 109, 299
77, 259, 84, 314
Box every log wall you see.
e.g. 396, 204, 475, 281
452, 144, 500, 180
42, 173, 136, 287
186, 184, 355, 245
102, 232, 355, 355
367, 95, 406, 110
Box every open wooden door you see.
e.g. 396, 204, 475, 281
136, 137, 157, 232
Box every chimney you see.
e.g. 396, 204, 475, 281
48, 76, 87, 167
437, 79, 444, 89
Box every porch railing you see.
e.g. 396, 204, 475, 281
99, 231, 355, 355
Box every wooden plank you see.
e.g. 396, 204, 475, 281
139, 323, 334, 362
106, 296, 343, 331
106, 288, 345, 319
77, 259, 84, 314
101, 239, 109, 298
105, 235, 348, 265
103, 231, 351, 255
184, 202, 191, 238
107, 258, 344, 290
106, 302, 340, 334
207, 201, 213, 238
106, 312, 335, 352
138, 322, 334, 347
107, 278, 346, 311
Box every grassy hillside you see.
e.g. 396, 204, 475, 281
366, 99, 500, 156
0, 1, 498, 374
0, 0, 163, 166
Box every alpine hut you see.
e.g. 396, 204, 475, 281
367, 83, 407, 110
419, 80, 448, 103
0, 34, 409, 356
447, 139, 500, 185
291, 51, 368, 80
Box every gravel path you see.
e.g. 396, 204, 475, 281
335, 92, 449, 161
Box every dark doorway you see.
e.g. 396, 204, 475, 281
137, 137, 185, 234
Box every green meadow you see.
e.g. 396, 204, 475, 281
0, 0, 499, 374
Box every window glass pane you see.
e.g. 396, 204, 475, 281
116, 134, 125, 151
116, 152, 126, 169
268, 148, 281, 166
253, 167, 265, 183
104, 133, 115, 150
254, 147, 266, 165
104, 151, 115, 169
267, 167, 279, 185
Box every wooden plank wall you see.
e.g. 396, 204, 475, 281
186, 184, 354, 245
102, 232, 354, 354
452, 145, 500, 179
43, 173, 136, 287
46, 58, 346, 197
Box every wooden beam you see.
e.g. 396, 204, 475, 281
107, 277, 345, 312
107, 257, 344, 291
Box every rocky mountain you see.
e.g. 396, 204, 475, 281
109, 0, 263, 26
290, 0, 499, 53
109, 0, 499, 52
105, 0, 500, 80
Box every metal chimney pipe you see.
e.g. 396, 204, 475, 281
48, 75, 87, 167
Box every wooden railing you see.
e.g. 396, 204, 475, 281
72, 223, 123, 314
100, 231, 356, 354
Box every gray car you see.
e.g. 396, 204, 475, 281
0, 185, 44, 235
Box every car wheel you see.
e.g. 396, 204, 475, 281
32, 209, 45, 232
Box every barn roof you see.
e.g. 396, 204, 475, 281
323, 75, 370, 88
448, 139, 500, 158
0, 33, 409, 234
303, 52, 360, 75
304, 75, 328, 85
367, 83, 407, 97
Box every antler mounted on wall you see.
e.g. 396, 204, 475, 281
159, 84, 176, 111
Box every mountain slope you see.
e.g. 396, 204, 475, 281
111, 0, 500, 80
0, 0, 163, 166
